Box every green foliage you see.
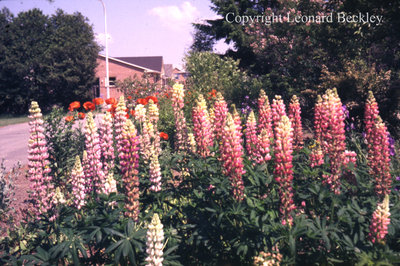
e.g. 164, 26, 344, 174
184, 51, 261, 107
2, 100, 400, 265
0, 8, 100, 114
44, 107, 85, 187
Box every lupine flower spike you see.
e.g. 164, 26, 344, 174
213, 92, 228, 140
70, 156, 86, 209
192, 94, 214, 157
365, 92, 392, 197
119, 119, 140, 220
310, 95, 324, 167
271, 95, 287, 135
274, 115, 296, 226
188, 132, 197, 153
103, 172, 118, 195
221, 113, 246, 201
85, 112, 106, 194
257, 89, 273, 137
115, 96, 127, 154
99, 112, 115, 177
145, 213, 164, 266
81, 150, 92, 194
369, 195, 390, 245
254, 245, 283, 266
258, 129, 272, 163
288, 95, 303, 150
134, 103, 147, 123
140, 119, 154, 162
27, 101, 55, 217
314, 89, 356, 194
148, 99, 161, 154
171, 84, 189, 152
149, 147, 162, 192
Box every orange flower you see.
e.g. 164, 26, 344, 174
208, 89, 217, 98
83, 101, 96, 111
145, 95, 158, 104
105, 98, 117, 105
68, 101, 80, 111
160, 132, 169, 140
136, 98, 148, 105
127, 96, 132, 100
93, 98, 104, 105
65, 116, 74, 122
78, 112, 85, 120
130, 110, 135, 116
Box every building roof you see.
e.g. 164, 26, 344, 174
97, 54, 163, 74
116, 56, 163, 72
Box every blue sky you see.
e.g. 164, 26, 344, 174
1, 0, 228, 68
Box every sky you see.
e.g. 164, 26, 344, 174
0, 0, 229, 68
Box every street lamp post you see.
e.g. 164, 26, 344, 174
99, 0, 110, 99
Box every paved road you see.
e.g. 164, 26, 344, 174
0, 114, 104, 171
0, 122, 30, 170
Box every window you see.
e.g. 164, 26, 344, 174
109, 77, 116, 87
93, 78, 100, 97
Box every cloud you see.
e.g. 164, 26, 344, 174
95, 32, 113, 46
149, 1, 200, 31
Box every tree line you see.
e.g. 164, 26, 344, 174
190, 0, 400, 133
0, 8, 100, 114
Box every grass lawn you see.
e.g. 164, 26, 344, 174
0, 115, 29, 127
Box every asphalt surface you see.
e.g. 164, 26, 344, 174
0, 122, 30, 170
0, 114, 104, 171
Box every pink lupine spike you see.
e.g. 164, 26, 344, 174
119, 119, 140, 220
221, 113, 246, 201
140, 119, 154, 162
274, 115, 296, 226
365, 92, 392, 197
213, 92, 228, 140
258, 129, 272, 163
369, 195, 390, 244
312, 89, 357, 194
288, 95, 303, 150
27, 101, 55, 217
365, 91, 380, 145
85, 112, 106, 194
271, 95, 287, 132
99, 112, 115, 177
257, 90, 273, 137
192, 94, 214, 157
70, 156, 86, 209
310, 95, 324, 167
231, 105, 243, 140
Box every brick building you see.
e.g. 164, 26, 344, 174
95, 54, 165, 99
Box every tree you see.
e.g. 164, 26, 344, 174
0, 8, 100, 114
192, 0, 400, 132
184, 51, 262, 108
